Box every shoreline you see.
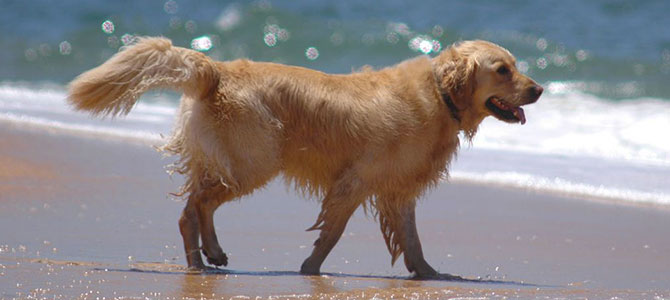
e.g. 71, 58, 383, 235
2, 123, 669, 298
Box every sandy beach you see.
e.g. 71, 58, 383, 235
2, 122, 669, 299
3, 0, 670, 299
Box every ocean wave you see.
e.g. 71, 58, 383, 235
450, 171, 670, 207
4, 82, 669, 167
0, 83, 174, 144
0, 112, 164, 145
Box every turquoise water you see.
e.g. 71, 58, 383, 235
2, 0, 670, 99
1, 0, 669, 205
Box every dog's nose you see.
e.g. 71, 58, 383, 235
527, 85, 543, 103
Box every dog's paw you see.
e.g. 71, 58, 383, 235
202, 249, 228, 266
186, 265, 228, 274
435, 273, 464, 281
186, 265, 207, 273
299, 259, 321, 275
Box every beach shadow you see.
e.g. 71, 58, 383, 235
95, 264, 551, 288
313, 271, 551, 288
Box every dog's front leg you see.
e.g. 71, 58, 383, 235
397, 204, 439, 278
399, 204, 464, 280
300, 177, 366, 275
378, 197, 462, 279
377, 198, 438, 277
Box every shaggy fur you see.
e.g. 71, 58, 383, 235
68, 37, 542, 278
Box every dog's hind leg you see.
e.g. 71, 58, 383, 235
300, 175, 367, 275
179, 193, 205, 270
179, 184, 232, 270
193, 185, 234, 267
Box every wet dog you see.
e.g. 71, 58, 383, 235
69, 37, 542, 278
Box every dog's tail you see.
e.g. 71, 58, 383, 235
68, 37, 218, 116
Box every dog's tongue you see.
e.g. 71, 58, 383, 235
514, 107, 526, 125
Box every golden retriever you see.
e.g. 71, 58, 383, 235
68, 37, 542, 279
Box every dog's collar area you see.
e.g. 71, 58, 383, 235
431, 62, 461, 124
441, 92, 461, 123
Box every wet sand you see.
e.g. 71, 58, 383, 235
2, 123, 670, 299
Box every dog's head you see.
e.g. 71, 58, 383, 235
433, 40, 543, 136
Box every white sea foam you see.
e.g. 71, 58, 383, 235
450, 171, 670, 206
1, 82, 669, 206
0, 83, 175, 144
0, 112, 164, 144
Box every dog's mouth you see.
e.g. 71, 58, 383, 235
485, 96, 526, 125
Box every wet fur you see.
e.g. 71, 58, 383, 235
68, 37, 540, 278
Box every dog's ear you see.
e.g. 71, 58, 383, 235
435, 47, 477, 109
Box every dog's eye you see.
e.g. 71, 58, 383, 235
497, 65, 510, 75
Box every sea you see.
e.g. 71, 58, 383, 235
1, 0, 669, 207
